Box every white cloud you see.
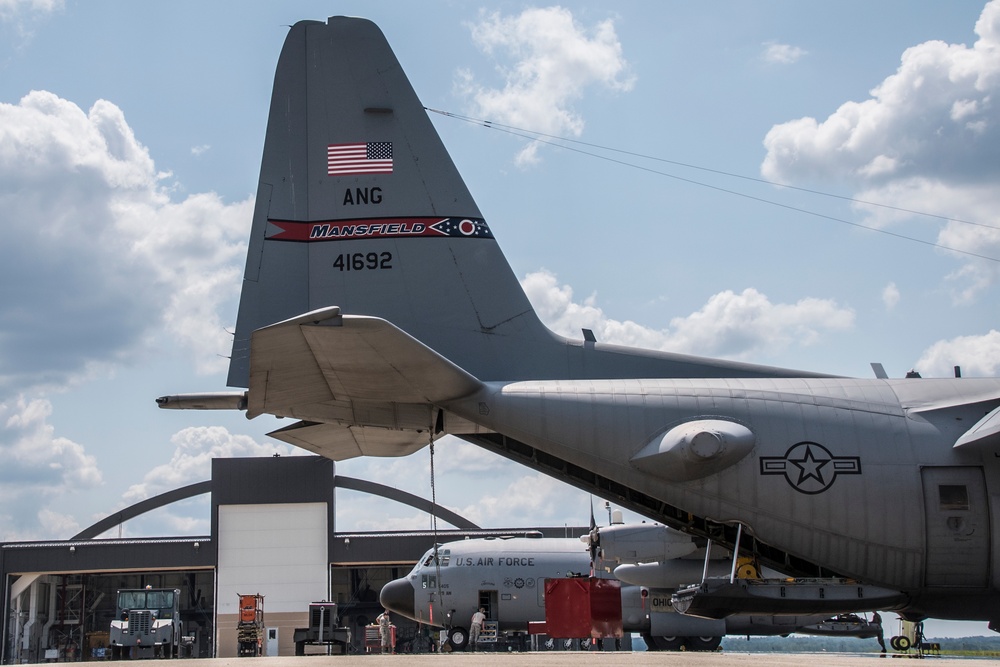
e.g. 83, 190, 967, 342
0, 90, 253, 539
1, 396, 101, 487
105, 427, 301, 537
761, 0, 1000, 298
0, 396, 100, 540
457, 472, 590, 527
191, 144, 210, 156
882, 282, 900, 310
459, 6, 634, 165
332, 435, 600, 532
0, 0, 60, 20
522, 269, 854, 360
916, 329, 1000, 377
0, 91, 252, 394
336, 470, 591, 533
668, 289, 855, 358
762, 41, 807, 65
337, 437, 520, 499
122, 426, 298, 504
36, 507, 80, 536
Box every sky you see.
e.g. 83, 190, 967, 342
2, 0, 1000, 638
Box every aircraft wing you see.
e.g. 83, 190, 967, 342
245, 307, 485, 459
890, 378, 1000, 449
954, 404, 1000, 449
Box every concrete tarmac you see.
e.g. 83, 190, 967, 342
191, 654, 985, 666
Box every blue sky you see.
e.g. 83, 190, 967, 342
2, 0, 999, 638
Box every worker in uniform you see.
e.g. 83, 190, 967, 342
470, 607, 486, 651
376, 609, 393, 654
871, 610, 887, 655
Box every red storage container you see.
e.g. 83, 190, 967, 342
544, 577, 623, 639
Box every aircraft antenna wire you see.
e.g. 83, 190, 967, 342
426, 108, 1000, 264
426, 108, 999, 232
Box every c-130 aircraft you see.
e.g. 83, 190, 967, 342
158, 16, 1000, 629
379, 521, 881, 652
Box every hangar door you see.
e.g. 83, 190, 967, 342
921, 466, 990, 587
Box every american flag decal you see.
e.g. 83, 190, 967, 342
327, 142, 393, 175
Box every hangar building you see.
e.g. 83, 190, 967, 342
0, 456, 581, 661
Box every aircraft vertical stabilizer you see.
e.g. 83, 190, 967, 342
227, 17, 551, 388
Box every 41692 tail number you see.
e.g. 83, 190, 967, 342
333, 252, 392, 271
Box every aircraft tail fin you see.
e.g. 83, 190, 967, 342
227, 16, 550, 388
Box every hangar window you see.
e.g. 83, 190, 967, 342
938, 484, 969, 511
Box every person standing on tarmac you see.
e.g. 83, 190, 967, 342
872, 611, 887, 655
376, 609, 393, 654
470, 607, 486, 651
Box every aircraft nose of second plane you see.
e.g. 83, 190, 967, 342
380, 578, 415, 618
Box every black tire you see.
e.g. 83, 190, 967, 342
895, 635, 911, 651
448, 627, 469, 651
640, 633, 659, 651
652, 635, 685, 651
686, 636, 722, 651
295, 641, 305, 656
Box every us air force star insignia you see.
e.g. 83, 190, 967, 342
760, 442, 861, 494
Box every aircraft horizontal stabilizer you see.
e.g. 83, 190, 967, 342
248, 310, 483, 419
266, 420, 429, 460
241, 308, 490, 458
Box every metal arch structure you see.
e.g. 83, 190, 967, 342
72, 480, 214, 540
334, 476, 480, 530
72, 475, 480, 540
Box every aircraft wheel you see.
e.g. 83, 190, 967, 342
641, 633, 660, 651
651, 636, 684, 651
448, 627, 469, 651
891, 635, 911, 651
686, 636, 722, 651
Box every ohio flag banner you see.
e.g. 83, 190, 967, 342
327, 142, 393, 175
